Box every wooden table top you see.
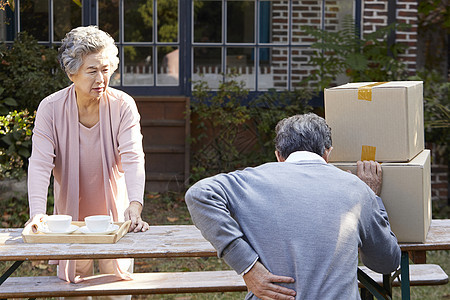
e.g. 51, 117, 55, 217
0, 225, 217, 261
399, 219, 450, 251
0, 220, 448, 261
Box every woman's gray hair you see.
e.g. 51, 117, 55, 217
58, 26, 119, 75
274, 113, 332, 159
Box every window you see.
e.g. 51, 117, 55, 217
192, 0, 355, 91
1, 0, 358, 95
98, 0, 181, 88
0, 0, 82, 43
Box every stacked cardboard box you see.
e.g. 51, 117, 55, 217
325, 81, 431, 243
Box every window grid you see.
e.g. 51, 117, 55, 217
192, 0, 302, 91
3, 0, 360, 95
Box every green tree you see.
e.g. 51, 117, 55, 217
302, 16, 410, 91
0, 32, 69, 112
417, 0, 450, 77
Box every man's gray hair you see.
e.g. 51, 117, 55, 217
58, 26, 119, 75
275, 113, 332, 159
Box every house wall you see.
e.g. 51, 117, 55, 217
135, 97, 190, 193
362, 0, 418, 75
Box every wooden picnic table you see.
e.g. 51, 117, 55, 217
0, 220, 448, 299
395, 219, 450, 300
0, 225, 216, 261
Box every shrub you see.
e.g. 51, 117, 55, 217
0, 32, 69, 112
0, 32, 68, 179
0, 109, 35, 179
189, 75, 313, 183
248, 88, 314, 163
409, 70, 450, 162
302, 16, 410, 91
189, 74, 251, 182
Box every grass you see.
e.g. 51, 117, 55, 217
0, 192, 448, 299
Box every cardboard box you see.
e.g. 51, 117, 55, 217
325, 81, 424, 162
332, 150, 431, 243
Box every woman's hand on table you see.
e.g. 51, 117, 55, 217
124, 201, 149, 232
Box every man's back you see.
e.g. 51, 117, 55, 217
186, 158, 400, 299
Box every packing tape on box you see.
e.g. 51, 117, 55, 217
361, 145, 376, 161
358, 82, 388, 101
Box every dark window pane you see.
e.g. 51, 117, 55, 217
124, 0, 153, 42
261, 0, 288, 44
325, 0, 354, 32
157, 46, 178, 85
110, 64, 121, 86
20, 0, 49, 41
226, 47, 255, 90
99, 0, 119, 41
258, 47, 274, 90
193, 0, 221, 43
193, 47, 222, 88
227, 0, 254, 43
157, 0, 178, 43
54, 0, 82, 41
123, 46, 153, 86
0, 5, 15, 41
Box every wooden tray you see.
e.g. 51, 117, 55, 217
22, 221, 131, 244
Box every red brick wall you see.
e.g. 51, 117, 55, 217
428, 143, 449, 207
362, 0, 418, 76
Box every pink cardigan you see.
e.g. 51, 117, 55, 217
28, 84, 145, 282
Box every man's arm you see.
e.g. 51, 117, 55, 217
185, 177, 296, 299
356, 161, 401, 274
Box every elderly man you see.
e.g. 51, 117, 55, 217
185, 113, 401, 300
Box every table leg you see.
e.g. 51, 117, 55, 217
0, 260, 24, 286
401, 251, 410, 300
0, 260, 25, 300
409, 250, 426, 264
357, 268, 391, 300
383, 274, 392, 297
361, 288, 374, 300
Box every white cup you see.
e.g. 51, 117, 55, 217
84, 215, 112, 232
46, 215, 72, 233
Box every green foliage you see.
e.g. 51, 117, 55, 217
0, 32, 69, 112
0, 32, 67, 180
302, 16, 410, 91
0, 194, 29, 227
418, 0, 450, 30
409, 70, 450, 160
189, 74, 251, 182
189, 75, 313, 183
0, 109, 35, 179
0, 86, 17, 115
248, 88, 314, 163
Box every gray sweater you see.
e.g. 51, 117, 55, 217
185, 158, 401, 300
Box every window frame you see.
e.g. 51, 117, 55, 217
3, 0, 362, 99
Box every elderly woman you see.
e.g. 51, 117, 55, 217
26, 26, 148, 286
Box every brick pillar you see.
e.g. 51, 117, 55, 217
362, 0, 418, 75
428, 143, 450, 209
396, 0, 419, 76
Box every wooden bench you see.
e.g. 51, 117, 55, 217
0, 264, 447, 298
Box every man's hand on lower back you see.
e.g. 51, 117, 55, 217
243, 261, 296, 300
